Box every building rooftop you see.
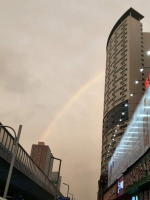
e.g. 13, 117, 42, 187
38, 142, 45, 145
107, 7, 144, 47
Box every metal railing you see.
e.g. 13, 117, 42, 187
0, 125, 62, 196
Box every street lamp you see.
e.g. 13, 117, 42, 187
63, 183, 69, 199
69, 193, 73, 200
51, 156, 62, 200
0, 125, 22, 199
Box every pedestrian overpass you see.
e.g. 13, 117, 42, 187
0, 125, 63, 199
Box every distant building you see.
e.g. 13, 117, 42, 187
51, 172, 62, 191
30, 142, 53, 179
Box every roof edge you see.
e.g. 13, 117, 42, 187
106, 8, 144, 47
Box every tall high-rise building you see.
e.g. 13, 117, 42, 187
98, 7, 150, 200
30, 142, 53, 179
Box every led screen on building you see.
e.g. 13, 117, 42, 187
108, 86, 150, 186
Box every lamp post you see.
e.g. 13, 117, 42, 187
51, 156, 62, 200
63, 183, 69, 199
69, 193, 73, 200
0, 125, 22, 199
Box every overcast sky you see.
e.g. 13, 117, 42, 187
0, 1, 150, 199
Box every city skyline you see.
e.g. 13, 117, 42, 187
0, 1, 150, 199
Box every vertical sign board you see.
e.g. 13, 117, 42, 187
117, 176, 124, 197
108, 86, 150, 186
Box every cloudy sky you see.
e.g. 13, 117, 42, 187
0, 1, 150, 199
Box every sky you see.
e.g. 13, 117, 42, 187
0, 1, 150, 199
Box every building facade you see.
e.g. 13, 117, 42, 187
30, 142, 53, 179
98, 7, 150, 200
104, 86, 150, 200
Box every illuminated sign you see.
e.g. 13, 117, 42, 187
108, 86, 150, 186
117, 176, 124, 196
132, 196, 138, 200
118, 181, 123, 194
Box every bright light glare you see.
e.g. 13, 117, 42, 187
122, 112, 125, 115
140, 68, 144, 72
125, 103, 128, 107
119, 119, 122, 121
135, 80, 139, 84
147, 51, 150, 55
130, 93, 133, 96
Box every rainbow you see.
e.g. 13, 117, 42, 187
39, 70, 105, 141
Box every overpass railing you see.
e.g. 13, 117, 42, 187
0, 125, 62, 196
